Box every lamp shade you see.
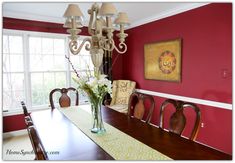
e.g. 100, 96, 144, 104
63, 19, 83, 28
99, 3, 117, 17
114, 12, 130, 25
63, 4, 83, 18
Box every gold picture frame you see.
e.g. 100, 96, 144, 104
144, 39, 181, 82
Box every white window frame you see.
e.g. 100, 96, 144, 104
2, 29, 91, 116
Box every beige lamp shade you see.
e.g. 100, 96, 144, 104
63, 19, 83, 28
63, 4, 83, 18
99, 3, 117, 16
114, 12, 130, 25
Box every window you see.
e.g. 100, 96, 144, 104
3, 34, 25, 111
2, 30, 94, 112
29, 36, 67, 107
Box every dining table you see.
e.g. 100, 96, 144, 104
30, 105, 232, 160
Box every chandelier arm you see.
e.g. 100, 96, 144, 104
88, 3, 98, 36
113, 42, 127, 54
88, 13, 95, 36
99, 38, 115, 51
69, 38, 92, 55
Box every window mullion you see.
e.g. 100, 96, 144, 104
65, 37, 71, 87
23, 33, 32, 108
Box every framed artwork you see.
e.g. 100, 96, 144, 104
144, 39, 182, 82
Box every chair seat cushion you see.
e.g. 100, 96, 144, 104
107, 104, 128, 114
110, 80, 136, 106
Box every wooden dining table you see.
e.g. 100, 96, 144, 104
30, 105, 232, 160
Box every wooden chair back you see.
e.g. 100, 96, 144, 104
21, 101, 29, 116
159, 99, 201, 141
128, 92, 155, 124
49, 87, 79, 109
25, 116, 34, 127
21, 102, 47, 160
27, 126, 48, 160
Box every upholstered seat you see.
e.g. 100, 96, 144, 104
106, 80, 136, 114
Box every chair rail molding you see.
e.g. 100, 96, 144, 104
136, 89, 232, 110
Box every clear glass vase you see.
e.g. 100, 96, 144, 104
90, 100, 106, 134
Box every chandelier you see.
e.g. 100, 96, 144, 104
63, 3, 130, 72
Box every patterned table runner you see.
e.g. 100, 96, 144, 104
58, 106, 172, 160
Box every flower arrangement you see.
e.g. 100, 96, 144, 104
66, 55, 112, 99
66, 55, 112, 134
72, 72, 112, 105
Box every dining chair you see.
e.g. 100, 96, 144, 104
159, 99, 201, 141
105, 80, 136, 114
49, 87, 79, 109
21, 101, 30, 116
25, 116, 34, 127
127, 92, 155, 124
27, 125, 48, 160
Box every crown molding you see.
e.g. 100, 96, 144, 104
127, 3, 210, 29
3, 10, 91, 26
3, 3, 210, 29
3, 10, 64, 24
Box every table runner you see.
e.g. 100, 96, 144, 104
58, 106, 172, 160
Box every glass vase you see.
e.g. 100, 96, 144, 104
90, 100, 106, 134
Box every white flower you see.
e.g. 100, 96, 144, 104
73, 72, 112, 101
67, 56, 112, 103
87, 77, 98, 88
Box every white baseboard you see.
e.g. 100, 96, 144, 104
136, 89, 232, 110
3, 129, 28, 139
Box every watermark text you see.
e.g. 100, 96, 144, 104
6, 149, 60, 156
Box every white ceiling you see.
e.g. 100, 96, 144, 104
3, 2, 208, 29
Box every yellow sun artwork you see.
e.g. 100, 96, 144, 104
144, 39, 181, 82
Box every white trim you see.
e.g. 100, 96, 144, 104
65, 37, 71, 88
3, 104, 90, 116
3, 107, 50, 116
3, 3, 209, 30
3, 10, 64, 24
23, 32, 32, 110
3, 129, 28, 139
128, 3, 209, 29
3, 109, 24, 116
3, 29, 69, 38
136, 89, 232, 110
3, 10, 90, 27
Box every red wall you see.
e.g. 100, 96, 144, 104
122, 3, 232, 154
3, 3, 232, 155
3, 17, 89, 35
3, 114, 26, 132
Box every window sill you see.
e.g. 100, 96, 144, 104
3, 107, 50, 117
3, 103, 90, 117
